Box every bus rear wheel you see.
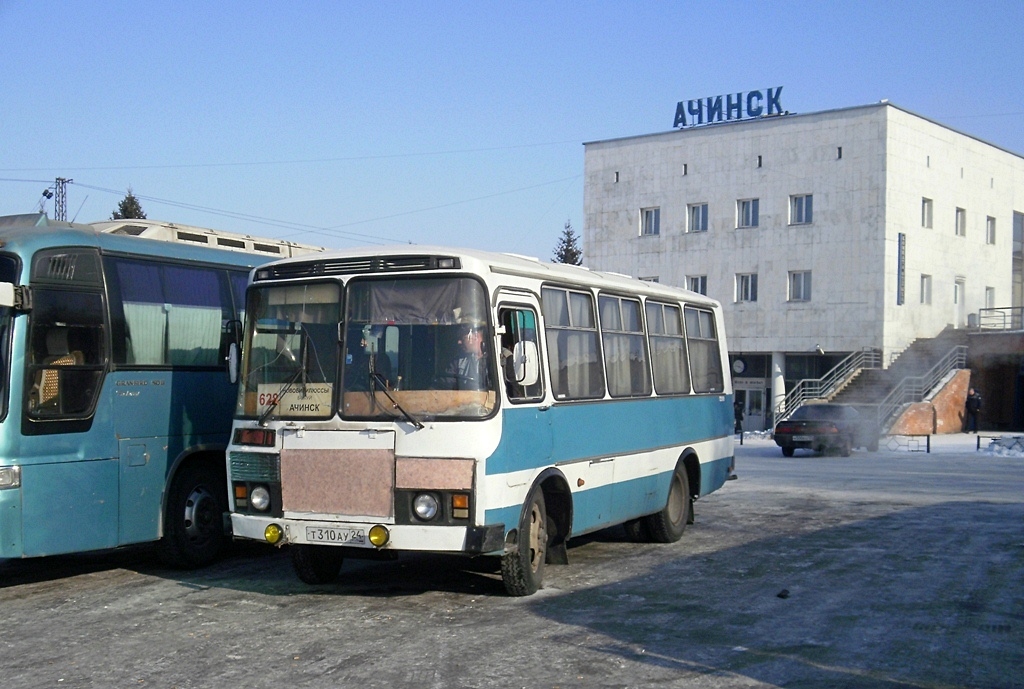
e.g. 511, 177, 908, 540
159, 463, 227, 569
642, 464, 690, 543
501, 486, 547, 596
292, 544, 345, 585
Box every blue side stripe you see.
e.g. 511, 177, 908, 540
486, 394, 733, 476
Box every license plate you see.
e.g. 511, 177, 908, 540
793, 435, 813, 442
305, 526, 366, 545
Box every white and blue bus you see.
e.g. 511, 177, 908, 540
228, 247, 734, 595
0, 214, 319, 568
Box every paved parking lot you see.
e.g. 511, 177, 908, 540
2, 434, 1022, 688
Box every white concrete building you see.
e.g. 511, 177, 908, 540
583, 102, 1024, 429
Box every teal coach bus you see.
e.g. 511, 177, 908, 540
227, 246, 735, 595
0, 214, 319, 567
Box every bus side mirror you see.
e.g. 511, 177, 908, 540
226, 342, 239, 384
225, 319, 242, 384
0, 282, 30, 311
511, 341, 539, 387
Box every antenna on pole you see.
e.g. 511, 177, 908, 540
54, 177, 73, 221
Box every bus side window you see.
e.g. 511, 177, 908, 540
499, 307, 544, 402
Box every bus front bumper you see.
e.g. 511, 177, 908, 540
230, 513, 505, 555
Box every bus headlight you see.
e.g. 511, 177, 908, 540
250, 486, 271, 512
413, 493, 439, 521
0, 465, 21, 490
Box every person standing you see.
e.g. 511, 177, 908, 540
964, 387, 982, 433
733, 399, 744, 434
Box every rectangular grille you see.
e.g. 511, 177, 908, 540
229, 452, 281, 482
256, 255, 460, 281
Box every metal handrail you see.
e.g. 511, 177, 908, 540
775, 348, 882, 421
976, 307, 1024, 331
875, 345, 968, 429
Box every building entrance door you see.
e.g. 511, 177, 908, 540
734, 380, 767, 430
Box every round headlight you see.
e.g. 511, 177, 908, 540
412, 493, 439, 521
368, 524, 390, 547
250, 486, 271, 512
264, 523, 283, 544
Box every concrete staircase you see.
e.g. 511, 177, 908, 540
830, 327, 969, 429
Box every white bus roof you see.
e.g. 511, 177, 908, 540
91, 219, 325, 259
253, 244, 720, 308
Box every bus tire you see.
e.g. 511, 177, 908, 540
501, 486, 547, 596
159, 463, 227, 569
291, 544, 344, 585
643, 464, 690, 544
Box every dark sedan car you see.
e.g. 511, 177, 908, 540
773, 403, 879, 457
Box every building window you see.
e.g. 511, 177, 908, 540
736, 273, 758, 302
790, 194, 813, 225
922, 198, 933, 228
987, 216, 996, 245
986, 286, 995, 309
737, 198, 759, 228
920, 274, 932, 305
788, 271, 812, 301
687, 275, 707, 295
640, 207, 660, 236
956, 208, 966, 237
687, 203, 708, 233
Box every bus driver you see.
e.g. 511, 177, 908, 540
436, 323, 490, 390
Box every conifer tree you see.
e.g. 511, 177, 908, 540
111, 188, 147, 220
552, 219, 583, 265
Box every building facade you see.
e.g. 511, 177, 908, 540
583, 102, 1024, 429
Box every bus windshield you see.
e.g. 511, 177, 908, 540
341, 276, 496, 420
237, 282, 341, 421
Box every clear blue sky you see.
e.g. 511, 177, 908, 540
2, 1, 1022, 259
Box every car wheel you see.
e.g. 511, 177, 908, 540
782, 447, 794, 457
642, 464, 690, 543
501, 485, 547, 596
159, 463, 227, 569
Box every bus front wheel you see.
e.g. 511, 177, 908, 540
643, 464, 690, 543
159, 463, 228, 569
501, 486, 547, 596
292, 544, 344, 585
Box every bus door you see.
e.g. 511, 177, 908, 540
495, 299, 551, 487
20, 268, 118, 556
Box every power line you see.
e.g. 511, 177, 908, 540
0, 139, 581, 174
70, 174, 582, 245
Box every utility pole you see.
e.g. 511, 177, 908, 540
54, 177, 72, 221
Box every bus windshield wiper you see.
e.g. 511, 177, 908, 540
258, 334, 308, 427
371, 370, 424, 429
